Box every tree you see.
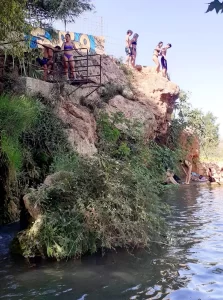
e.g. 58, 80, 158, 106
26, 0, 94, 27
206, 0, 223, 14
167, 91, 220, 159
0, 0, 93, 42
0, 0, 28, 42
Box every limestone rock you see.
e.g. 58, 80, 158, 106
76, 54, 128, 86
23, 194, 41, 220
57, 101, 97, 156
106, 95, 157, 140
131, 66, 180, 135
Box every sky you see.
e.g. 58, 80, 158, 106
54, 0, 223, 135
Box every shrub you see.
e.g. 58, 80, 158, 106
0, 94, 39, 170
17, 153, 167, 260
15, 112, 174, 260
100, 83, 124, 103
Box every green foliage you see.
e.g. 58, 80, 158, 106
100, 83, 124, 103
15, 111, 177, 260
19, 102, 70, 187
26, 0, 94, 26
0, 0, 28, 41
0, 0, 93, 57
18, 154, 167, 260
119, 63, 134, 78
206, 0, 223, 14
168, 91, 220, 160
0, 94, 39, 170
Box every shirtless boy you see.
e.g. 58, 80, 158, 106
125, 30, 133, 65
161, 43, 172, 78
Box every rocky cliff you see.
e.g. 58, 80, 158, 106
20, 55, 180, 156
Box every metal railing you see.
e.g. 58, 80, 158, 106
0, 45, 102, 99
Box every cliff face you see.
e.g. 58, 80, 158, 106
20, 55, 180, 156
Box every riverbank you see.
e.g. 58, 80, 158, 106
1, 186, 223, 299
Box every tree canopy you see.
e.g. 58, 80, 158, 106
206, 0, 223, 14
0, 0, 28, 41
26, 0, 94, 26
0, 0, 93, 43
169, 91, 220, 159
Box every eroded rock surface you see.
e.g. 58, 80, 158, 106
57, 101, 97, 156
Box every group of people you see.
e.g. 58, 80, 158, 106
165, 160, 223, 186
125, 30, 172, 78
152, 41, 172, 78
125, 30, 139, 68
36, 33, 80, 81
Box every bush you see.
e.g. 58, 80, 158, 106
0, 94, 39, 170
15, 112, 174, 260
100, 83, 124, 103
0, 94, 70, 224
17, 153, 167, 260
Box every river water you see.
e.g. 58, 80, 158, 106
1, 185, 223, 299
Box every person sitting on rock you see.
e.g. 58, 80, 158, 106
125, 30, 133, 66
152, 41, 163, 73
166, 169, 180, 185
130, 33, 139, 68
161, 43, 172, 79
180, 159, 192, 185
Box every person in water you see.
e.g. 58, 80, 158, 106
62, 33, 80, 80
125, 30, 133, 66
180, 159, 192, 185
161, 43, 172, 78
130, 33, 139, 68
152, 41, 163, 73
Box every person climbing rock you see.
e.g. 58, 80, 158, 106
180, 159, 192, 185
161, 43, 172, 78
152, 41, 163, 73
125, 30, 133, 66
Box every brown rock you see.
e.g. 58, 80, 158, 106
179, 128, 200, 172
106, 95, 157, 140
57, 101, 97, 156
130, 66, 180, 136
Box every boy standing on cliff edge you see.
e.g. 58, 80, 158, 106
125, 30, 133, 66
161, 43, 172, 79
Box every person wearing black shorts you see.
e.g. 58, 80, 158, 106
161, 43, 172, 79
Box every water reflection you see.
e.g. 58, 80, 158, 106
1, 186, 223, 299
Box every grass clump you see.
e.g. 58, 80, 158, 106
15, 112, 178, 260
100, 83, 124, 103
0, 93, 70, 224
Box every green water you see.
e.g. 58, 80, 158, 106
1, 185, 223, 299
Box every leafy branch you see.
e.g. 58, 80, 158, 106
206, 0, 223, 14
